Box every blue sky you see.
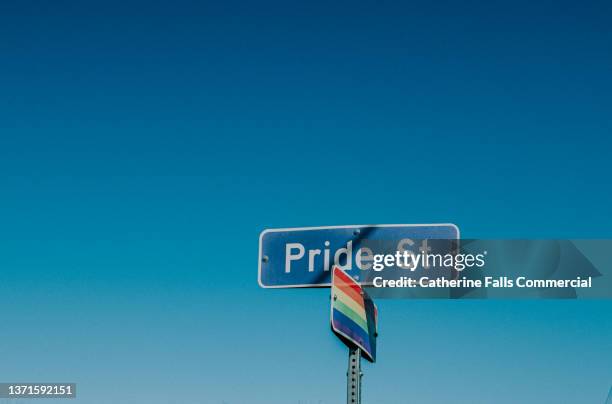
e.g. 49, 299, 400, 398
0, 0, 611, 403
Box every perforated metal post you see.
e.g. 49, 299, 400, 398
347, 347, 362, 404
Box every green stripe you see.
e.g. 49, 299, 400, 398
334, 299, 368, 332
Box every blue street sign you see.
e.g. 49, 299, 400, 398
258, 224, 459, 288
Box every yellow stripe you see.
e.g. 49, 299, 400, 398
333, 286, 366, 320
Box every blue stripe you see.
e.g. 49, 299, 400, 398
332, 308, 371, 353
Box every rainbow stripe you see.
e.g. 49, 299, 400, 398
331, 266, 377, 362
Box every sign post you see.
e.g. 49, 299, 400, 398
331, 266, 378, 403
347, 346, 362, 404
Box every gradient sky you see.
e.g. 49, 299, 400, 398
1, 0, 611, 403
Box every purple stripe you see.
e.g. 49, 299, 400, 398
332, 309, 371, 353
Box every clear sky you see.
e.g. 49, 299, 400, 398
0, 0, 611, 403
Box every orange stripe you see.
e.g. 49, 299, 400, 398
335, 268, 363, 295
335, 279, 364, 306
334, 269, 364, 306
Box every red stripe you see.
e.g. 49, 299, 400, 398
334, 268, 364, 305
335, 268, 362, 295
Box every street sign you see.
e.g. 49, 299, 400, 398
258, 224, 459, 288
331, 266, 378, 362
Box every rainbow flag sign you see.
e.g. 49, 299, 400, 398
331, 266, 378, 362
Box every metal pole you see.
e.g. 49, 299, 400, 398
347, 347, 362, 404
